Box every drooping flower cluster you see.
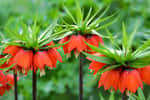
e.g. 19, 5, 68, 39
83, 22, 150, 95
58, 5, 115, 58
0, 71, 15, 96
60, 34, 103, 56
88, 54, 150, 93
2, 41, 62, 75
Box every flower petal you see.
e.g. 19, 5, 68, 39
138, 66, 150, 85
33, 51, 53, 70
0, 87, 5, 96
10, 49, 33, 70
48, 48, 62, 63
59, 37, 70, 54
76, 35, 87, 52
89, 61, 106, 75
98, 69, 120, 91
0, 71, 7, 86
3, 46, 21, 56
119, 70, 143, 93
68, 35, 78, 52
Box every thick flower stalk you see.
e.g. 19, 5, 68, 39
84, 23, 150, 98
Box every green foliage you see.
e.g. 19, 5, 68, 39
137, 88, 146, 100
58, 2, 117, 36
0, 0, 150, 100
84, 23, 150, 69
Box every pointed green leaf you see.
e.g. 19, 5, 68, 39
86, 8, 102, 25
133, 39, 150, 55
75, 1, 83, 25
127, 22, 139, 52
82, 52, 113, 64
83, 7, 92, 24
109, 91, 115, 100
0, 57, 8, 66
99, 93, 105, 100
95, 16, 118, 31
40, 41, 69, 50
89, 12, 117, 29
137, 88, 145, 100
106, 29, 120, 49
0, 64, 15, 71
130, 57, 150, 68
85, 42, 114, 58
64, 7, 77, 24
122, 22, 128, 52
101, 64, 120, 73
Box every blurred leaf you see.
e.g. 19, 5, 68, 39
82, 52, 113, 64
137, 88, 146, 100
109, 91, 115, 100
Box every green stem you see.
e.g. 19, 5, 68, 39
79, 54, 83, 100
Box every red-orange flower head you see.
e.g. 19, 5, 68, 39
85, 23, 150, 94
2, 41, 62, 75
87, 54, 147, 94
58, 4, 115, 58
137, 66, 150, 85
59, 34, 103, 57
0, 71, 16, 96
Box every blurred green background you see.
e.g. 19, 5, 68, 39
0, 0, 150, 100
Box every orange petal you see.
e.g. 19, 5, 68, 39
89, 61, 106, 75
119, 71, 127, 93
6, 74, 14, 85
76, 35, 87, 52
59, 37, 70, 54
98, 71, 108, 88
48, 49, 57, 67
86, 35, 104, 53
68, 35, 78, 52
3, 46, 21, 56
0, 87, 5, 96
93, 35, 104, 45
0, 71, 7, 86
127, 70, 143, 93
119, 70, 143, 93
138, 66, 150, 85
48, 48, 62, 63
11, 49, 33, 70
89, 35, 99, 46
34, 51, 53, 70
46, 41, 55, 46
98, 69, 121, 91
111, 69, 121, 91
